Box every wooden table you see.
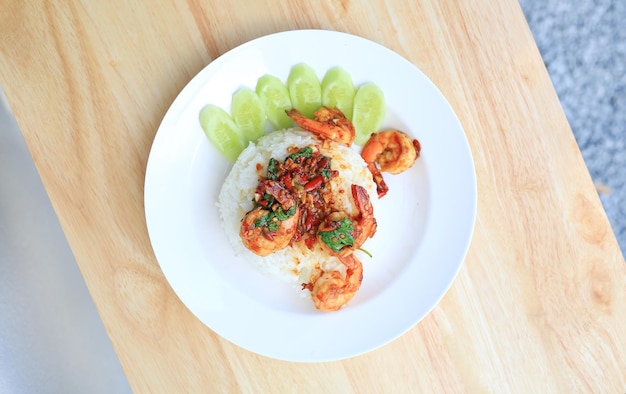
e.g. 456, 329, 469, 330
2, 0, 625, 391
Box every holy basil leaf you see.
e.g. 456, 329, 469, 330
253, 206, 296, 233
285, 146, 313, 162
317, 217, 354, 253
254, 213, 280, 233
254, 212, 270, 228
266, 220, 279, 232
267, 158, 278, 180
262, 193, 275, 206
275, 205, 296, 220
321, 167, 332, 181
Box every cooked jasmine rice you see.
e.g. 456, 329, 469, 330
217, 129, 377, 289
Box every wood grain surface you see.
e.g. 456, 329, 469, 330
1, 0, 625, 392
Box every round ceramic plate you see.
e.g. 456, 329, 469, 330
144, 30, 476, 362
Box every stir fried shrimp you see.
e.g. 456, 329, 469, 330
349, 184, 377, 249
361, 129, 421, 198
240, 179, 300, 256
239, 145, 340, 255
304, 185, 375, 311
286, 107, 355, 145
303, 253, 363, 311
240, 205, 300, 256
317, 184, 377, 257
361, 129, 421, 173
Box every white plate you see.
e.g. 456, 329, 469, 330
144, 30, 476, 362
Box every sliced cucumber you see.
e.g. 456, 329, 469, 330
352, 82, 386, 145
199, 104, 246, 162
231, 88, 266, 142
287, 63, 322, 119
255, 74, 293, 130
321, 67, 356, 120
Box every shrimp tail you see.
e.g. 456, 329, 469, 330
351, 184, 377, 246
366, 162, 389, 198
286, 107, 355, 145
413, 138, 422, 158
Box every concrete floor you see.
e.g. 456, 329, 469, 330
519, 0, 626, 257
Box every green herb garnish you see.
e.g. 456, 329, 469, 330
321, 167, 332, 181
253, 205, 297, 233
357, 247, 373, 258
253, 211, 275, 231
262, 193, 275, 206
275, 205, 297, 220
285, 146, 313, 162
267, 158, 278, 180
317, 217, 354, 253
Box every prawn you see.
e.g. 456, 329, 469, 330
316, 184, 376, 257
286, 107, 355, 146
304, 253, 363, 311
361, 129, 421, 198
240, 180, 300, 256
240, 206, 300, 256
304, 185, 374, 310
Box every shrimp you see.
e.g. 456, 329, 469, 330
361, 129, 421, 174
286, 107, 355, 146
361, 129, 421, 198
240, 180, 300, 256
304, 253, 363, 311
240, 206, 300, 256
316, 184, 376, 257
348, 184, 377, 251
304, 185, 374, 311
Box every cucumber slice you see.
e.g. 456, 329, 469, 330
352, 82, 386, 145
255, 74, 293, 130
321, 67, 356, 120
287, 63, 322, 119
231, 88, 266, 142
199, 104, 246, 162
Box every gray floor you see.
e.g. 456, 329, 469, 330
0, 91, 131, 393
519, 0, 625, 257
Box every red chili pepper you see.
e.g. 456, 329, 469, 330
303, 210, 318, 232
282, 173, 294, 191
304, 236, 316, 250
304, 175, 324, 192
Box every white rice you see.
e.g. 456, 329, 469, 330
217, 129, 378, 289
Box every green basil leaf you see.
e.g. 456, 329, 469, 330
285, 146, 313, 162
317, 217, 354, 253
267, 158, 278, 180
253, 206, 295, 233
262, 193, 274, 206
254, 212, 270, 228
267, 220, 279, 232
275, 205, 296, 220
321, 167, 332, 181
